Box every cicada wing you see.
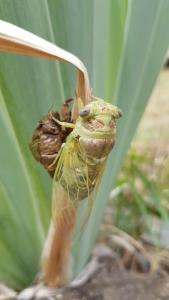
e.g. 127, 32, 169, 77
52, 181, 77, 234
75, 157, 107, 236
51, 140, 78, 232
52, 134, 107, 238
70, 138, 108, 237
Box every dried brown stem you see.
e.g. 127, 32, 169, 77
41, 184, 77, 287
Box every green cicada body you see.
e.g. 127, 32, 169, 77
53, 98, 122, 217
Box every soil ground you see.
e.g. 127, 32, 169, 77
57, 258, 169, 300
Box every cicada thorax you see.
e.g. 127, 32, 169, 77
30, 100, 73, 177
79, 136, 115, 159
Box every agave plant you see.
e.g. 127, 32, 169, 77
0, 0, 169, 293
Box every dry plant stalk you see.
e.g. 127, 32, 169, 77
42, 188, 77, 287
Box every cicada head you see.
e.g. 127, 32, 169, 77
77, 98, 122, 139
74, 98, 122, 159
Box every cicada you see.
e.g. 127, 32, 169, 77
50, 97, 122, 229
30, 97, 121, 230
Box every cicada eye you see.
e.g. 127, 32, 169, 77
114, 109, 122, 119
117, 109, 122, 118
79, 107, 90, 117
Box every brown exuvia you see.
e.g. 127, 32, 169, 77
29, 99, 73, 177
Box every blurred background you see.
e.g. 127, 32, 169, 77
109, 63, 169, 245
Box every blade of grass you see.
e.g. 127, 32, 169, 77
105, 0, 128, 100
134, 166, 168, 220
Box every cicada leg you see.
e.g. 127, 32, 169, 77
63, 97, 74, 104
52, 117, 75, 129
48, 143, 65, 172
60, 97, 74, 122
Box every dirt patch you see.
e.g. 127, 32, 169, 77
3, 247, 169, 300
56, 256, 169, 300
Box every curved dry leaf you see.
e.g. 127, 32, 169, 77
0, 20, 91, 120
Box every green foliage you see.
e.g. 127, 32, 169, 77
113, 148, 169, 237
0, 0, 169, 290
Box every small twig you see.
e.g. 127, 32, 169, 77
102, 224, 145, 254
69, 258, 100, 288
69, 244, 115, 288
